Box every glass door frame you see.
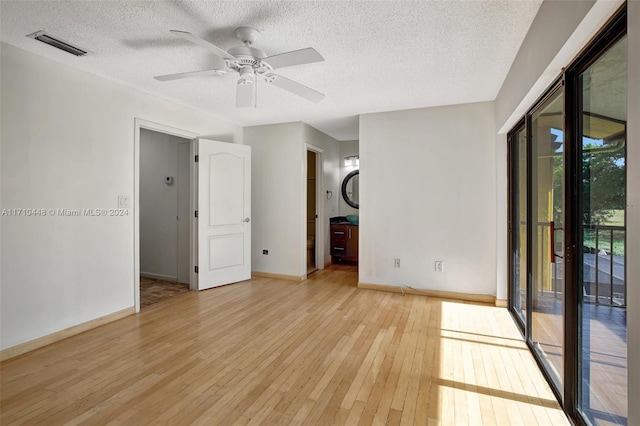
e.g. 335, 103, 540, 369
526, 78, 566, 404
506, 4, 627, 424
507, 117, 526, 335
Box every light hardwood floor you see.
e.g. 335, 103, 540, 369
531, 295, 628, 425
0, 269, 568, 425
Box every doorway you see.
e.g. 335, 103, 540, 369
134, 121, 252, 311
139, 128, 192, 308
304, 144, 324, 277
306, 150, 318, 274
134, 119, 199, 313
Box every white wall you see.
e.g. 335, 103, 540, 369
244, 122, 340, 277
626, 3, 639, 424
303, 124, 340, 267
359, 101, 496, 295
244, 123, 304, 277
0, 43, 240, 350
339, 140, 360, 217
139, 129, 189, 281
495, 0, 599, 131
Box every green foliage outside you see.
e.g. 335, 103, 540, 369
551, 142, 626, 256
581, 143, 626, 225
582, 144, 626, 256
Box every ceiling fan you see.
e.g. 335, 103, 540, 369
154, 27, 325, 107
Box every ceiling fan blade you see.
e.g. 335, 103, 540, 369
154, 69, 226, 81
236, 82, 255, 108
267, 74, 325, 103
262, 48, 324, 70
170, 30, 237, 61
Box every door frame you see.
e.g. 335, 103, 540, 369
176, 141, 192, 285
303, 144, 325, 278
134, 118, 199, 313
507, 117, 526, 335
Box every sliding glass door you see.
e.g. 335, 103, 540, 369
577, 34, 627, 426
507, 6, 627, 424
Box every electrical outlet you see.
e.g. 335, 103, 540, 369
263, 249, 268, 255
435, 261, 444, 272
394, 258, 401, 268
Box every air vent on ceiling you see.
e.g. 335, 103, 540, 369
26, 31, 89, 56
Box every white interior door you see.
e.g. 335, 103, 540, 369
196, 138, 251, 290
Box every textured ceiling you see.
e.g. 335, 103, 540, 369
0, 0, 542, 141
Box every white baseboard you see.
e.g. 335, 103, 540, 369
140, 272, 177, 282
252, 271, 305, 282
1, 307, 135, 362
357, 282, 496, 305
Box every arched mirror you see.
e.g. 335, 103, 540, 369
341, 170, 359, 209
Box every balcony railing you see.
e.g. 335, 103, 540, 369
532, 223, 626, 307
582, 224, 626, 307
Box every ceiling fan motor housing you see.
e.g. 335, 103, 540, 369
227, 44, 273, 85
227, 46, 267, 68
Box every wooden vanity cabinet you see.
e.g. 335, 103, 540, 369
330, 224, 358, 263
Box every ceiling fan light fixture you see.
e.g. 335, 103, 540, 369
238, 66, 255, 85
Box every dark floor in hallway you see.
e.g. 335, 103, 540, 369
140, 277, 189, 308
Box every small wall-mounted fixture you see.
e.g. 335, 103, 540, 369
344, 155, 359, 167
165, 176, 174, 185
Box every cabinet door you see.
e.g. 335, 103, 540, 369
347, 226, 358, 259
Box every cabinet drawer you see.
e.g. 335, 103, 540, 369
331, 245, 347, 256
332, 236, 347, 246
331, 226, 347, 245
332, 229, 347, 238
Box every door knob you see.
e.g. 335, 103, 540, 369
244, 217, 251, 222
